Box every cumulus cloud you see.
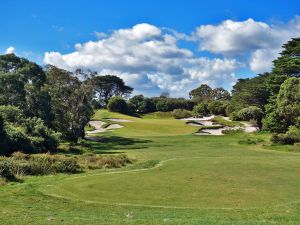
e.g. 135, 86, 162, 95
44, 17, 300, 96
193, 16, 300, 73
5, 46, 15, 54
44, 23, 239, 96
249, 48, 280, 73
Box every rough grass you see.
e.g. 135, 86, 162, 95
141, 111, 173, 119
211, 116, 242, 127
1, 110, 300, 224
84, 123, 96, 131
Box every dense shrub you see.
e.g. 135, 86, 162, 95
233, 106, 264, 129
1, 117, 61, 155
0, 105, 23, 123
0, 159, 17, 181
264, 77, 300, 134
79, 153, 132, 169
193, 103, 209, 116
271, 126, 300, 145
128, 95, 156, 113
107, 96, 128, 113
154, 97, 194, 112
262, 110, 289, 133
0, 152, 81, 180
234, 106, 264, 121
0, 152, 133, 181
208, 101, 228, 115
172, 109, 192, 119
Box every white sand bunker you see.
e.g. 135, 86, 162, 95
86, 120, 126, 136
241, 122, 259, 133
86, 121, 107, 134
108, 119, 133, 123
196, 128, 226, 135
106, 124, 124, 129
182, 115, 259, 136
181, 115, 215, 121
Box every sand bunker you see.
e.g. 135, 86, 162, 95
106, 124, 124, 129
241, 122, 259, 133
86, 120, 126, 136
183, 115, 259, 136
181, 115, 215, 121
86, 121, 107, 134
196, 128, 226, 135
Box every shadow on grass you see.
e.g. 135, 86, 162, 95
86, 136, 152, 154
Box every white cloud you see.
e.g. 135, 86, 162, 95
249, 48, 280, 73
193, 16, 300, 73
5, 46, 15, 54
193, 19, 276, 55
44, 23, 239, 97
44, 17, 300, 96
94, 31, 108, 39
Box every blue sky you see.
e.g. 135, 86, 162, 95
1, 0, 300, 96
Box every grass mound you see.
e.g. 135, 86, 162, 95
211, 116, 241, 127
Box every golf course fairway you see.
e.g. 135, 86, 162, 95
1, 110, 300, 225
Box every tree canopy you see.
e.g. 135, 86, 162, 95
86, 75, 133, 106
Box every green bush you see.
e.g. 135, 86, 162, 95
0, 159, 17, 181
1, 117, 60, 155
193, 103, 209, 116
78, 153, 132, 170
0, 152, 81, 180
233, 106, 264, 129
0, 105, 23, 123
128, 95, 156, 113
235, 106, 264, 121
208, 101, 228, 115
107, 96, 128, 114
271, 126, 300, 145
222, 128, 244, 135
154, 97, 194, 112
172, 109, 192, 119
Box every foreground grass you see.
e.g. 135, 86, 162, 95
1, 110, 300, 224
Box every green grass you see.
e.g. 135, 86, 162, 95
84, 124, 96, 131
1, 109, 300, 224
141, 111, 173, 119
211, 116, 242, 127
92, 110, 198, 136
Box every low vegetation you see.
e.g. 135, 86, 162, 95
0, 151, 132, 182
0, 152, 80, 181
211, 116, 241, 127
171, 108, 192, 119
